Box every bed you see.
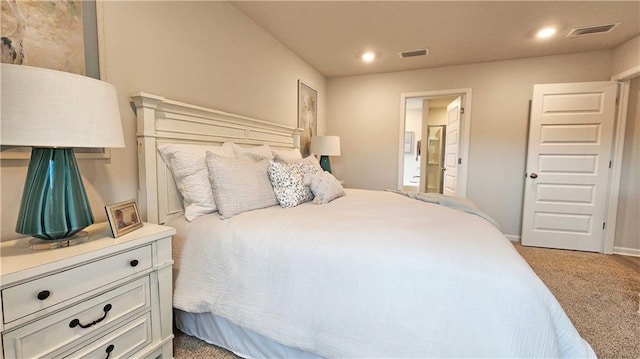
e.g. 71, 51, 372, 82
131, 92, 595, 358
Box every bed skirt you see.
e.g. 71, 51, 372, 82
174, 309, 324, 359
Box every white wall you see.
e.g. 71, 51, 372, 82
0, 1, 326, 241
403, 108, 421, 187
327, 51, 612, 237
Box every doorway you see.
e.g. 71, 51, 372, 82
398, 89, 472, 197
522, 81, 619, 252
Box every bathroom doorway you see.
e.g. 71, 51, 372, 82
398, 89, 471, 197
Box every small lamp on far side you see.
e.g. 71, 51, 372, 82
311, 135, 341, 173
1, 64, 124, 248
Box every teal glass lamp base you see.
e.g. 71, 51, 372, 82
16, 148, 94, 241
319, 155, 332, 173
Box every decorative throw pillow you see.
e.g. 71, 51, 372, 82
305, 171, 346, 204
268, 160, 322, 208
276, 153, 323, 171
297, 155, 324, 172
229, 142, 274, 160
158, 143, 235, 221
205, 151, 278, 219
272, 147, 303, 163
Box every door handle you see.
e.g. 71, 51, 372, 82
529, 173, 538, 179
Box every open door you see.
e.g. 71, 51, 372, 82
521, 81, 618, 252
443, 97, 461, 196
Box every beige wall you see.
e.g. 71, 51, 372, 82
612, 35, 640, 77
427, 107, 447, 126
614, 77, 640, 253
0, 1, 325, 241
327, 51, 612, 237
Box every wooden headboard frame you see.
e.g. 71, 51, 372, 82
131, 92, 301, 224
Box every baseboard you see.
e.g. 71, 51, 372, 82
612, 246, 640, 257
504, 234, 521, 243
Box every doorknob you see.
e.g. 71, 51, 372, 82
529, 173, 538, 179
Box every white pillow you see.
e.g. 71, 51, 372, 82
229, 142, 274, 160
272, 147, 303, 163
205, 152, 278, 219
158, 143, 235, 221
304, 171, 346, 204
268, 160, 322, 208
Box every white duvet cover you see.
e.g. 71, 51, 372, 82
171, 189, 595, 358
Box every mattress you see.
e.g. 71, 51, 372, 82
168, 188, 595, 358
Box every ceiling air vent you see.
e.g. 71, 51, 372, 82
399, 48, 429, 58
567, 23, 619, 37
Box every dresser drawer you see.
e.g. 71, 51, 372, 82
3, 277, 150, 359
2, 245, 151, 323
64, 312, 152, 359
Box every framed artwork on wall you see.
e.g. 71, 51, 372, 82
298, 80, 318, 157
404, 131, 415, 154
0, 0, 108, 159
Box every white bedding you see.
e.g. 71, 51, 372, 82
170, 189, 595, 358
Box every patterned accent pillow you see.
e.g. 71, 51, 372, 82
206, 152, 278, 219
268, 161, 322, 208
158, 142, 235, 221
275, 153, 323, 171
305, 171, 346, 204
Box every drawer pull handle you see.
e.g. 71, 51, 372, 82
69, 304, 113, 329
130, 259, 139, 267
105, 344, 115, 359
37, 290, 51, 300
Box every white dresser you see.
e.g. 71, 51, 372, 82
0, 222, 175, 359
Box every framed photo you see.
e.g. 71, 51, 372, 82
0, 0, 108, 160
404, 131, 415, 154
298, 80, 318, 157
105, 200, 143, 238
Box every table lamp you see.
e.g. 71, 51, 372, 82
1, 64, 124, 248
310, 135, 341, 173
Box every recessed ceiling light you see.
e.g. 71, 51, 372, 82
362, 52, 376, 62
536, 27, 557, 39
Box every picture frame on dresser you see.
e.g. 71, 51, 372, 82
105, 199, 143, 237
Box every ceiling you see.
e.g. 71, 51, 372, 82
231, 1, 640, 78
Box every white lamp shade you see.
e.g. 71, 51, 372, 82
310, 135, 341, 156
1, 64, 124, 148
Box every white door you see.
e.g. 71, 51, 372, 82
521, 81, 618, 252
443, 97, 461, 196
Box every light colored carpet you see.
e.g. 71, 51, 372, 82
173, 244, 640, 358
514, 244, 640, 359
173, 330, 239, 359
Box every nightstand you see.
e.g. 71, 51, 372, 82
0, 222, 175, 359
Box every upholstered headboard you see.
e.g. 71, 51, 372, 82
131, 92, 301, 224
